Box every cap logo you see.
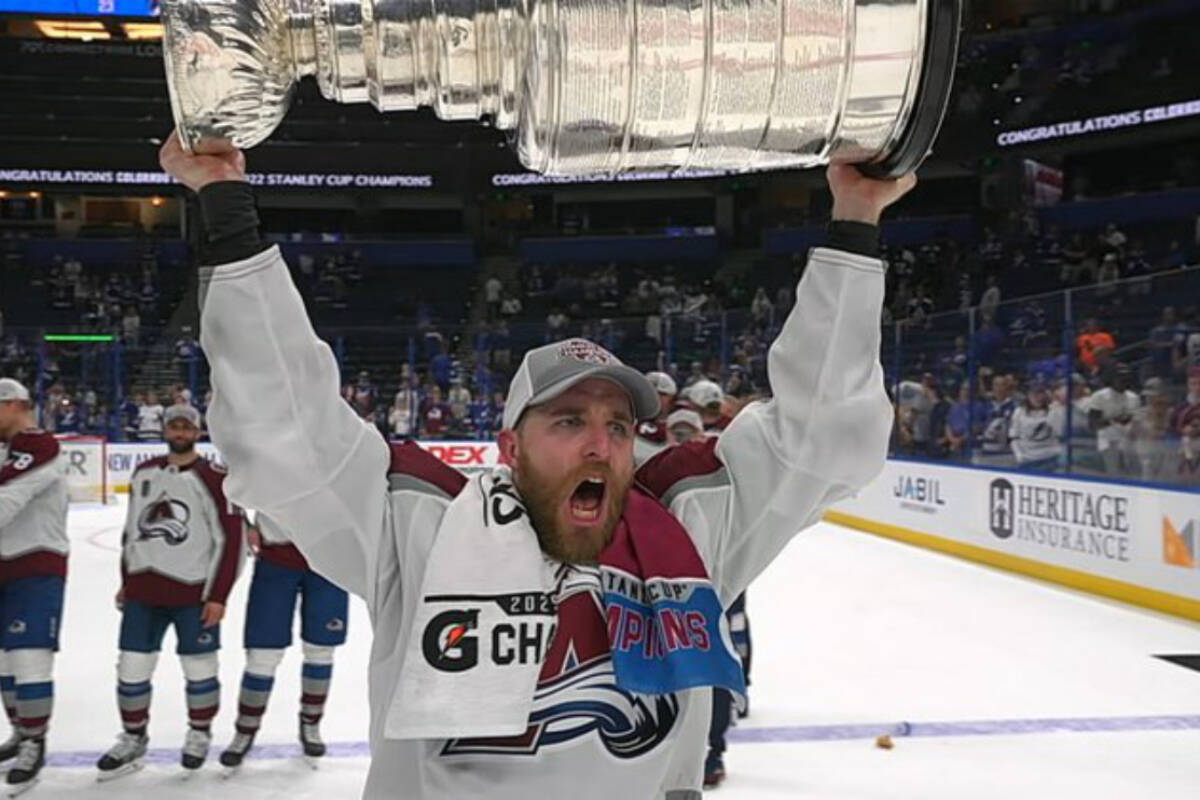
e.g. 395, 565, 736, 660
557, 339, 617, 365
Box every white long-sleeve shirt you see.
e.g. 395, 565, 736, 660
199, 244, 892, 800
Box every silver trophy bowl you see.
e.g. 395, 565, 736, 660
162, 0, 960, 177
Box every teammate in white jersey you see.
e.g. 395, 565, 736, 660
220, 512, 349, 769
0, 378, 69, 794
97, 404, 244, 779
162, 131, 912, 800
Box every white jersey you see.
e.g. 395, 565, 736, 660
199, 245, 891, 800
1008, 406, 1063, 464
121, 456, 244, 606
137, 404, 164, 437
0, 429, 69, 568
1085, 388, 1140, 452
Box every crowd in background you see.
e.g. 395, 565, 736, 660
4, 207, 1199, 488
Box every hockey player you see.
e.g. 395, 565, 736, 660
0, 378, 68, 794
220, 513, 349, 768
164, 131, 910, 800
97, 404, 243, 778
633, 372, 677, 464
679, 379, 734, 433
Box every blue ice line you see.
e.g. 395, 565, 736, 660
45, 713, 1200, 768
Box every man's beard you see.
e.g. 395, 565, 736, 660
167, 439, 194, 455
514, 450, 631, 565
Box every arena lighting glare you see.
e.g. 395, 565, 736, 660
44, 335, 115, 343
34, 20, 111, 41
121, 23, 163, 40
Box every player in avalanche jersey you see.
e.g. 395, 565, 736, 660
96, 404, 244, 779
679, 380, 734, 434
219, 512, 349, 769
633, 372, 677, 465
0, 378, 69, 794
165, 131, 910, 800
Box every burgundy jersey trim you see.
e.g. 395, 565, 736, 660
635, 437, 726, 500
388, 441, 468, 499
0, 430, 59, 486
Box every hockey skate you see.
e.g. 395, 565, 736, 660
181, 727, 211, 771
0, 731, 21, 767
299, 718, 325, 768
96, 732, 148, 782
219, 731, 256, 774
5, 739, 43, 797
703, 751, 725, 789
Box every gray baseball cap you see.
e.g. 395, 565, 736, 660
0, 378, 30, 403
503, 338, 660, 430
164, 404, 201, 427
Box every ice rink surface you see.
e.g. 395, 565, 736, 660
24, 497, 1200, 798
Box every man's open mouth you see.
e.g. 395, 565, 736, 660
568, 476, 607, 524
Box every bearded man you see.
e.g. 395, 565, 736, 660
162, 130, 912, 799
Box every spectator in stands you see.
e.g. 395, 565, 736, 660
750, 288, 773, 325
389, 379, 420, 440
1178, 416, 1200, 486
1009, 380, 1062, 472
1130, 378, 1175, 482
419, 386, 453, 440
122, 306, 141, 348
724, 367, 755, 399
54, 395, 80, 434
979, 274, 1001, 320
137, 391, 165, 442
1086, 364, 1140, 476
1076, 318, 1115, 373
1103, 222, 1127, 252
447, 377, 471, 426
896, 373, 937, 456
350, 370, 378, 420
499, 292, 523, 319
545, 308, 569, 342
906, 284, 935, 328
1171, 367, 1200, 436
975, 374, 1017, 466
484, 273, 503, 321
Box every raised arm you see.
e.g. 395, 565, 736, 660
162, 133, 389, 599
663, 166, 912, 603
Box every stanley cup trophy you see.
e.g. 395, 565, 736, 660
161, 0, 960, 177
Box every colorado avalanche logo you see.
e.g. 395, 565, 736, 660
136, 492, 191, 545
442, 570, 679, 759
557, 339, 617, 366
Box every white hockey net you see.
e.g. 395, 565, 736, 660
56, 435, 110, 504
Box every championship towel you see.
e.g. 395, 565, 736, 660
386, 466, 745, 740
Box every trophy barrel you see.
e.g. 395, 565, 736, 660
517, 0, 961, 176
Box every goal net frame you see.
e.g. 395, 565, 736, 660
55, 434, 111, 505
